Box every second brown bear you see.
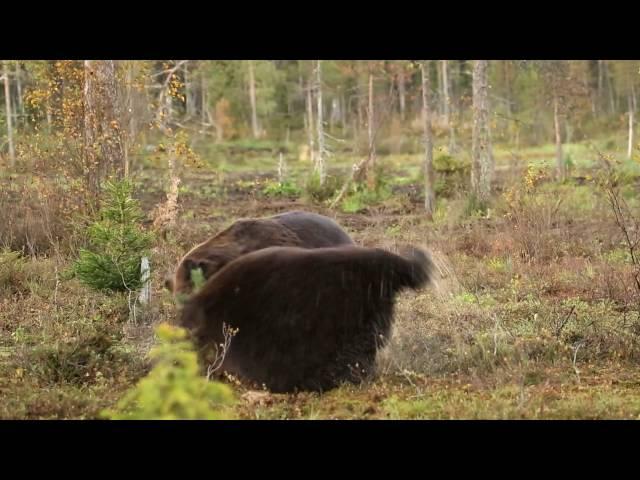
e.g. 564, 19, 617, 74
166, 211, 354, 297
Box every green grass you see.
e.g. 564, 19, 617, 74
381, 378, 640, 420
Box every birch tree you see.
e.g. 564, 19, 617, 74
612, 61, 639, 159
315, 60, 326, 185
2, 61, 15, 168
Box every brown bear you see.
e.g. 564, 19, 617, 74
166, 211, 355, 298
179, 244, 434, 393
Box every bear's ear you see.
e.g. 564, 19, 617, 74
183, 259, 218, 293
184, 258, 206, 273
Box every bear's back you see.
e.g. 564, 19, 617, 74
270, 211, 354, 248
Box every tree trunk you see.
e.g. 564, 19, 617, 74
456, 61, 465, 125
185, 64, 196, 118
163, 76, 173, 127
330, 97, 339, 132
201, 72, 207, 126
565, 118, 573, 144
442, 60, 450, 124
340, 92, 347, 135
209, 106, 224, 144
438, 60, 445, 117
598, 60, 604, 114
504, 61, 513, 116
604, 61, 616, 114
123, 62, 132, 178
357, 85, 364, 145
587, 60, 597, 115
3, 62, 15, 168
366, 72, 376, 190
421, 62, 435, 218
315, 60, 326, 184
553, 94, 565, 181
248, 60, 260, 139
397, 66, 406, 121
471, 60, 493, 204
83, 60, 125, 199
15, 63, 23, 119
442, 60, 456, 153
629, 92, 635, 160
123, 61, 144, 177
45, 97, 52, 132
305, 74, 315, 167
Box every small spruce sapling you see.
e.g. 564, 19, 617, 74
103, 323, 235, 420
74, 180, 154, 292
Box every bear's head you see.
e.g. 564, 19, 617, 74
165, 247, 238, 299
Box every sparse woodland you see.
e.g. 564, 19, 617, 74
2, 60, 640, 419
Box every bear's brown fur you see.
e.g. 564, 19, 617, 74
179, 245, 433, 393
166, 211, 354, 297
